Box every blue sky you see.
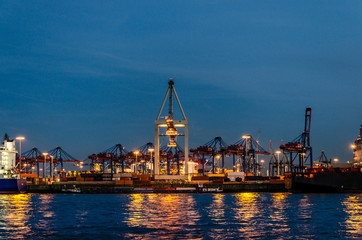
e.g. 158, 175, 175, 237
0, 1, 361, 163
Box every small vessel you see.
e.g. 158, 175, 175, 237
197, 184, 223, 193
0, 134, 27, 193
285, 125, 362, 193
61, 185, 81, 193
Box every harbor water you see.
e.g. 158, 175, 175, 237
0, 193, 361, 239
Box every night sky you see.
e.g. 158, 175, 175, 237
1, 1, 361, 163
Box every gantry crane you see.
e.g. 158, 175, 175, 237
160, 143, 185, 175
155, 79, 189, 175
21, 147, 43, 175
227, 135, 270, 175
88, 144, 129, 173
190, 136, 228, 175
280, 107, 313, 172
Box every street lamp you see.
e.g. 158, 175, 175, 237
333, 158, 339, 163
242, 135, 251, 172
42, 153, 48, 181
215, 154, 221, 172
134, 151, 140, 174
260, 159, 265, 176
148, 148, 154, 174
16, 136, 25, 172
275, 150, 281, 176
50, 155, 54, 179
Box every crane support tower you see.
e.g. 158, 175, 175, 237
155, 79, 189, 175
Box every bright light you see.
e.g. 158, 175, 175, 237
16, 137, 25, 140
261, 160, 265, 163
216, 155, 221, 159
242, 135, 251, 139
275, 151, 281, 154
333, 158, 339, 163
148, 148, 154, 153
134, 151, 140, 155
43, 152, 48, 156
351, 144, 357, 149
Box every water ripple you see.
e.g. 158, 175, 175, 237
0, 193, 360, 239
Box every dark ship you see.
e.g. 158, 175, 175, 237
285, 125, 362, 192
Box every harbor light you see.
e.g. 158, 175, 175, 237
134, 151, 140, 173
148, 148, 154, 172
275, 151, 281, 175
43, 153, 48, 179
16, 136, 25, 172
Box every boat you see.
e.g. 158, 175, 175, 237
197, 184, 223, 193
285, 125, 362, 193
61, 185, 81, 193
0, 134, 27, 193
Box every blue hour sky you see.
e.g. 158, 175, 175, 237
0, 1, 361, 163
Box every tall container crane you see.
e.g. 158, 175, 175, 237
155, 79, 189, 175
280, 107, 313, 172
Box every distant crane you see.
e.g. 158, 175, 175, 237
21, 147, 43, 175
136, 142, 155, 174
268, 141, 289, 176
190, 136, 228, 175
88, 144, 128, 173
228, 135, 270, 175
48, 146, 81, 177
160, 143, 185, 175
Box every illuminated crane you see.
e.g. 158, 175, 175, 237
155, 79, 189, 175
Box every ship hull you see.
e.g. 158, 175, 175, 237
0, 179, 27, 193
286, 171, 362, 193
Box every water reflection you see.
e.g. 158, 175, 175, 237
207, 194, 225, 221
269, 193, 291, 236
343, 195, 362, 238
0, 194, 32, 239
35, 194, 55, 236
233, 193, 260, 238
124, 194, 201, 239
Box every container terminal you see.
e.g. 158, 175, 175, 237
2, 80, 361, 193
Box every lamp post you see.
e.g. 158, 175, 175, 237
16, 136, 25, 172
275, 150, 281, 176
260, 159, 265, 176
50, 155, 54, 180
242, 135, 251, 173
148, 148, 154, 174
216, 154, 221, 173
42, 153, 48, 183
134, 151, 140, 174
